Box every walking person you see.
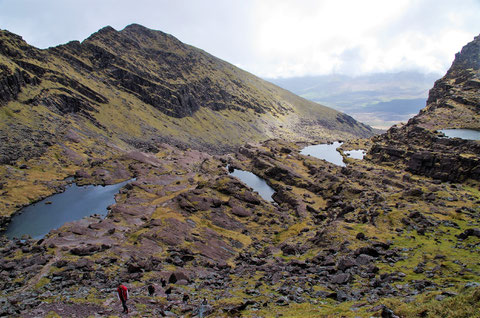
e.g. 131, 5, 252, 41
199, 298, 208, 318
148, 284, 155, 296
117, 283, 129, 314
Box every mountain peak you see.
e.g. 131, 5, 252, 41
448, 34, 480, 76
0, 26, 373, 163
88, 25, 117, 39
122, 23, 151, 33
97, 25, 116, 34
0, 29, 39, 58
405, 33, 480, 130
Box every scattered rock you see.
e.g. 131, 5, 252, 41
330, 273, 351, 284
169, 271, 190, 284
457, 228, 480, 240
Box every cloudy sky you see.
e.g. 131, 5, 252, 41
1, 0, 480, 78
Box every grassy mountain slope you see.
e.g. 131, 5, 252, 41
0, 28, 479, 318
0, 24, 373, 162
0, 24, 372, 221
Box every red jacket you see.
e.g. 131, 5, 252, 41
117, 285, 129, 301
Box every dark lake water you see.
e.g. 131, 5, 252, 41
4, 179, 134, 240
440, 129, 480, 141
300, 141, 346, 167
229, 169, 275, 201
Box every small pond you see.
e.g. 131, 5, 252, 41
4, 178, 134, 240
300, 141, 346, 167
229, 168, 275, 202
439, 129, 480, 141
344, 149, 366, 160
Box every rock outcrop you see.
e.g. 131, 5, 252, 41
0, 27, 479, 318
368, 34, 480, 182
0, 24, 373, 165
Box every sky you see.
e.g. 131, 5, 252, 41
1, 0, 480, 78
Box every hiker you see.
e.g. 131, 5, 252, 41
148, 284, 155, 296
117, 283, 129, 314
199, 298, 208, 318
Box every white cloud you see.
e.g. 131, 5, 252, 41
1, 0, 479, 78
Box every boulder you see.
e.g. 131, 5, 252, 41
355, 246, 380, 257
0, 261, 15, 271
356, 232, 366, 240
169, 271, 190, 284
330, 273, 351, 284
403, 188, 424, 197
356, 254, 374, 266
231, 206, 252, 217
457, 228, 480, 240
337, 256, 356, 271
224, 300, 256, 314
281, 244, 298, 256
70, 245, 100, 256
235, 191, 261, 205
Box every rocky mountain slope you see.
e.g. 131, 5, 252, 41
368, 35, 480, 183
0, 28, 479, 317
413, 35, 480, 130
0, 24, 373, 223
0, 24, 372, 162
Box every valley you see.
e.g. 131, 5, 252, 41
269, 72, 440, 129
0, 25, 479, 317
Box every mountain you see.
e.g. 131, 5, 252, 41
412, 35, 480, 130
0, 24, 372, 166
369, 35, 480, 182
268, 72, 440, 128
0, 26, 479, 317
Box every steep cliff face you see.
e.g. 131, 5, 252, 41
368, 35, 480, 182
412, 35, 480, 130
0, 31, 42, 105
0, 24, 373, 165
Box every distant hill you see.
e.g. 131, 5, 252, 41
0, 24, 373, 165
267, 72, 440, 128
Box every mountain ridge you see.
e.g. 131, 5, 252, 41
368, 34, 480, 182
412, 35, 480, 130
0, 24, 373, 165
0, 27, 479, 318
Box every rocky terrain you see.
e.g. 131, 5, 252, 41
369, 35, 480, 183
0, 27, 479, 318
0, 137, 479, 317
0, 24, 373, 225
0, 24, 372, 162
413, 35, 480, 131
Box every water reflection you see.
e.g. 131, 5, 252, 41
4, 178, 134, 240
344, 149, 366, 160
440, 129, 480, 141
300, 142, 346, 167
229, 168, 275, 201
